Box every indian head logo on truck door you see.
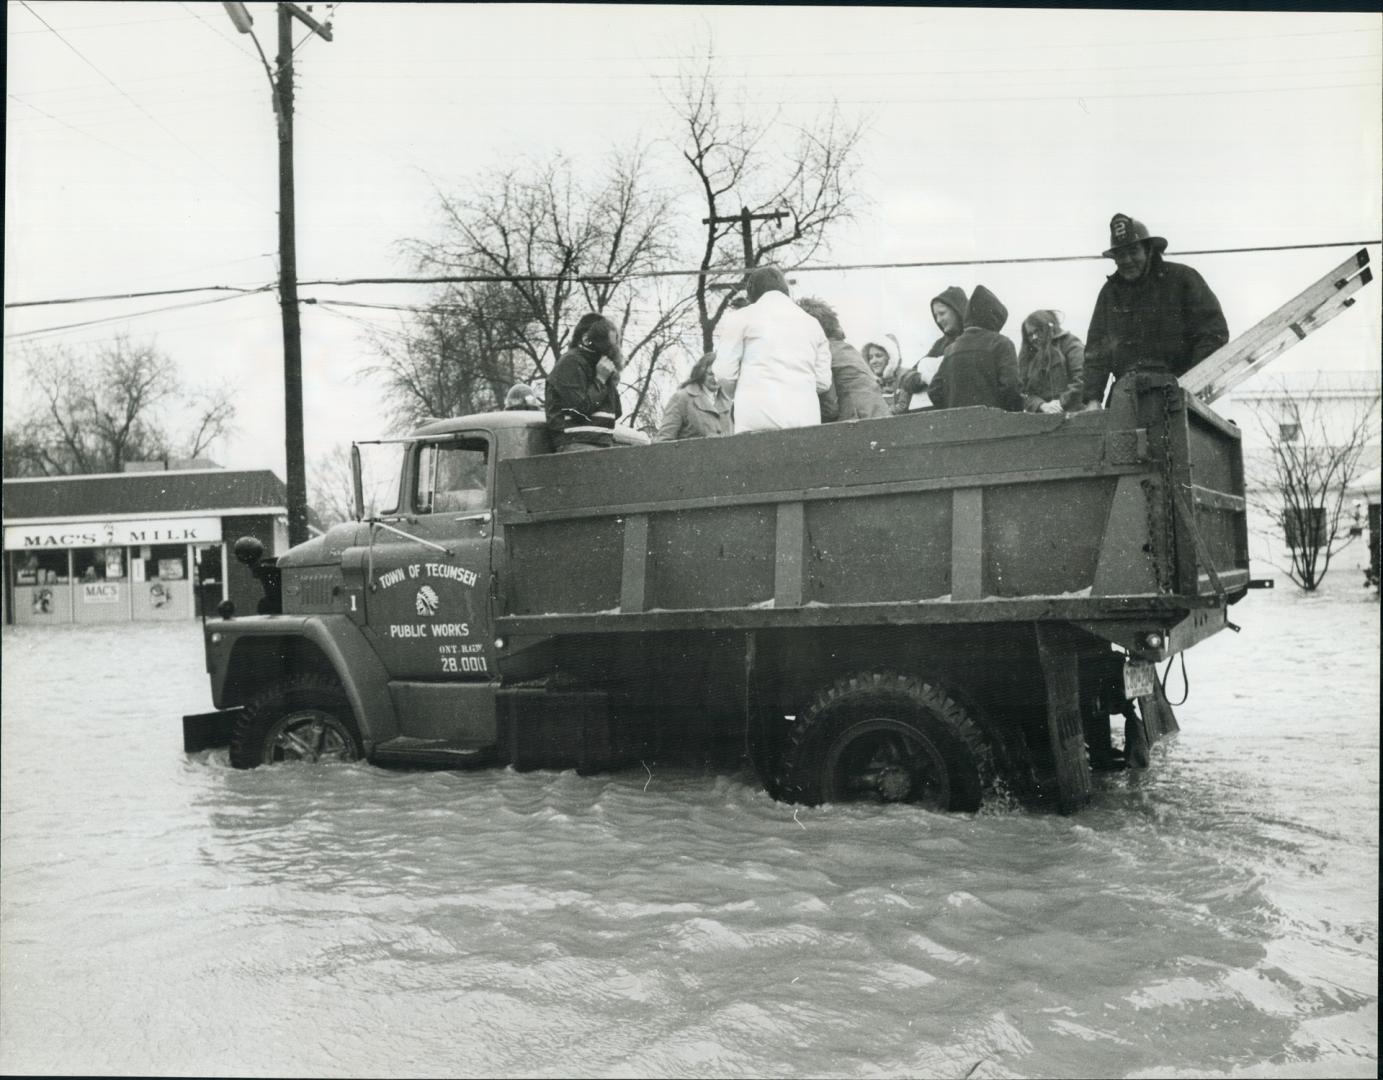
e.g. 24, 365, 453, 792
415, 585, 440, 616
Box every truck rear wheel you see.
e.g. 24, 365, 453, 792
229, 674, 363, 769
778, 673, 992, 811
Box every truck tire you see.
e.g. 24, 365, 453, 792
778, 673, 992, 811
229, 673, 363, 770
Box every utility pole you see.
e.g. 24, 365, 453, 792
701, 207, 789, 329
224, 2, 332, 548
701, 206, 789, 273
275, 3, 332, 547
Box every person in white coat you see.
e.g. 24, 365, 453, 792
713, 265, 832, 434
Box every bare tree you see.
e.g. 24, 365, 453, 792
1247, 378, 1381, 591
3, 336, 237, 476
308, 442, 403, 529
671, 48, 868, 351
395, 145, 695, 427
364, 282, 537, 431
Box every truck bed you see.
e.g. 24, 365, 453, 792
494, 381, 1248, 659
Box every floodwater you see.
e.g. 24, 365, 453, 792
1, 590, 1377, 1078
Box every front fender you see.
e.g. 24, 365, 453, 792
203, 614, 399, 749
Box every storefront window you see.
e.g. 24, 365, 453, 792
13, 550, 69, 586
10, 550, 73, 623
137, 543, 188, 582
73, 547, 127, 582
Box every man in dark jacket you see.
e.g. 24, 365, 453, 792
928, 285, 1023, 412
1081, 213, 1229, 407
896, 285, 968, 407
545, 315, 623, 451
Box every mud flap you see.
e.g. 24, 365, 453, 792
497, 688, 628, 774
182, 708, 241, 752
1139, 678, 1180, 738
1035, 623, 1093, 814
1124, 674, 1180, 769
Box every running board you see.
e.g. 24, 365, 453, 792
371, 736, 491, 767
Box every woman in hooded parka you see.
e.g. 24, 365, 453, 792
895, 286, 968, 410
861, 335, 904, 411
1017, 310, 1086, 413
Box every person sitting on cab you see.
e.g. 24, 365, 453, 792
545, 315, 623, 452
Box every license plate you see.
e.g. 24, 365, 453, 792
1123, 660, 1156, 700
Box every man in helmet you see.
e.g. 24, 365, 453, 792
504, 383, 541, 410
1081, 213, 1228, 408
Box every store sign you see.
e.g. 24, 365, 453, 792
82, 583, 120, 604
4, 517, 221, 550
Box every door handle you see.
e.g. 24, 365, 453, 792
454, 512, 492, 524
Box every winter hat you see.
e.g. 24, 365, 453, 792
963, 285, 1008, 333
1102, 213, 1168, 259
930, 286, 969, 332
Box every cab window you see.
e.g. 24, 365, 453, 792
415, 437, 490, 514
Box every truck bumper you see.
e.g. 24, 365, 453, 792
182, 708, 242, 752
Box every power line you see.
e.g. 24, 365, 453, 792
325, 23, 1379, 68
3, 310, 283, 353
335, 50, 1380, 83
15, 0, 262, 211
7, 63, 250, 98
178, 1, 260, 63
4, 290, 272, 340
6, 92, 137, 158
296, 240, 1383, 288
8, 13, 196, 35
5, 284, 274, 311
308, 76, 1381, 113
8, 239, 1380, 314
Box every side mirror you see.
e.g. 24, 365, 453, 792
351, 443, 365, 521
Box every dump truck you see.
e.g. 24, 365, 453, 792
183, 376, 1245, 814
182, 249, 1371, 814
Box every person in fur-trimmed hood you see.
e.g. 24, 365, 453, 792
896, 286, 968, 408
928, 285, 1023, 412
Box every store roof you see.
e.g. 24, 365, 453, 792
2, 469, 287, 522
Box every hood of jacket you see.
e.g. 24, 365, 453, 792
963, 285, 1007, 333
860, 335, 900, 378
931, 286, 968, 335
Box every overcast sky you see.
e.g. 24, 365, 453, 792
5, 3, 1380, 476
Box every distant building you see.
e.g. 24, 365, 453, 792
1216, 370, 1382, 589
2, 467, 289, 626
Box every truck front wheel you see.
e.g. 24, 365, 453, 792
229, 674, 363, 769
778, 673, 992, 811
